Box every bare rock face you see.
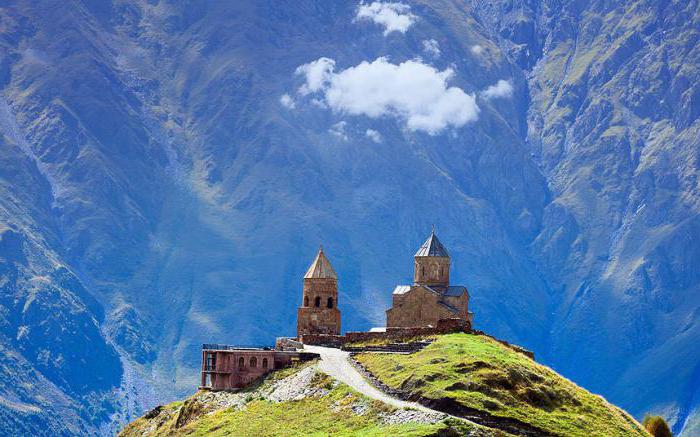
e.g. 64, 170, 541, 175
0, 0, 698, 434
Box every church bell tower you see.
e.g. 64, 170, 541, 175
297, 247, 341, 338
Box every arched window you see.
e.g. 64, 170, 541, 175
250, 357, 257, 368
421, 266, 425, 277
238, 357, 245, 370
327, 297, 334, 309
304, 295, 309, 306
262, 358, 268, 369
314, 296, 321, 307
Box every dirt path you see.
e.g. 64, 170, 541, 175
304, 345, 442, 414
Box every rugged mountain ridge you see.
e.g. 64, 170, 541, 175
0, 0, 698, 434
481, 0, 700, 431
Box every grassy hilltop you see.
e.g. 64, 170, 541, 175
121, 333, 647, 436
355, 333, 647, 436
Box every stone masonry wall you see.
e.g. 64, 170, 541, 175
386, 287, 453, 328
300, 318, 472, 347
298, 319, 534, 360
297, 277, 341, 336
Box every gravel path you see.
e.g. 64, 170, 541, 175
304, 345, 445, 416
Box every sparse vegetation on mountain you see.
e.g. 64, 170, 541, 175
354, 333, 647, 437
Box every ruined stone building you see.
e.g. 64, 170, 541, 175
200, 345, 316, 390
297, 247, 341, 337
386, 230, 473, 328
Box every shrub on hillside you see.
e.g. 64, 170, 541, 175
643, 415, 672, 437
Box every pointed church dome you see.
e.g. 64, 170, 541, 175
415, 228, 450, 257
304, 247, 337, 279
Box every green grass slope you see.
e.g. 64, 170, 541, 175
354, 333, 647, 437
119, 364, 490, 437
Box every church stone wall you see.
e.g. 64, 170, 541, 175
386, 287, 461, 328
414, 256, 450, 287
443, 293, 470, 321
297, 306, 341, 336
300, 318, 472, 347
302, 277, 338, 310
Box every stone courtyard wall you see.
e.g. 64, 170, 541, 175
300, 318, 471, 347
296, 319, 534, 360
275, 337, 303, 351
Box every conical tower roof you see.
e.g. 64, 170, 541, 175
415, 228, 450, 257
304, 247, 337, 279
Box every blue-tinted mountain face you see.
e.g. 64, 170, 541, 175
0, 0, 698, 434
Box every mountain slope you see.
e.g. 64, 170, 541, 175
0, 126, 122, 434
476, 0, 700, 430
0, 0, 698, 434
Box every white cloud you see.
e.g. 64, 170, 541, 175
365, 129, 383, 143
470, 44, 484, 55
279, 93, 296, 109
481, 79, 514, 100
295, 57, 335, 95
329, 121, 349, 140
422, 39, 441, 57
355, 2, 416, 36
296, 57, 479, 135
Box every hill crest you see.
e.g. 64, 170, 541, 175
121, 333, 647, 436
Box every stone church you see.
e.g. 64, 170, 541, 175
296, 230, 472, 338
386, 229, 473, 328
201, 231, 473, 391
201, 230, 475, 391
